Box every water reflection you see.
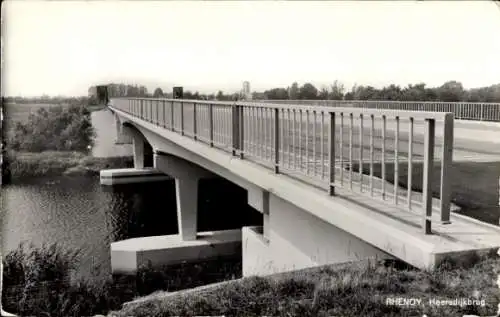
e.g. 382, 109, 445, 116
2, 176, 261, 281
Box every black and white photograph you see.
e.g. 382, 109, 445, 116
1, 1, 500, 316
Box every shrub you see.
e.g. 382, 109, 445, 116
7, 105, 96, 153
2, 245, 242, 316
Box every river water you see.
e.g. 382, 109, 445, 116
1, 109, 261, 281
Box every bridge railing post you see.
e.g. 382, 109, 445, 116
329, 112, 336, 195
193, 102, 197, 141
150, 100, 153, 123
156, 100, 159, 125
209, 104, 214, 147
239, 105, 245, 159
139, 99, 144, 119
440, 113, 453, 224
422, 118, 436, 234
162, 100, 167, 128
232, 104, 240, 156
274, 107, 279, 173
171, 101, 175, 131
180, 101, 185, 136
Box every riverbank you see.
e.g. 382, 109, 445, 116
2, 243, 499, 317
2, 244, 241, 317
87, 104, 108, 112
112, 253, 500, 317
4, 151, 133, 179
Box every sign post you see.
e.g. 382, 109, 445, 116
96, 85, 109, 105
173, 86, 183, 99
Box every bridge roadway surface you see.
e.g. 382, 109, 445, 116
110, 101, 500, 268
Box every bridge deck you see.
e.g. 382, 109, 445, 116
109, 99, 500, 268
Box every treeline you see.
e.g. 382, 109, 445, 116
89, 83, 244, 101
90, 81, 500, 103
3, 96, 90, 105
259, 81, 500, 102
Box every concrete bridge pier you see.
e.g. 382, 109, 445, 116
153, 152, 214, 241
100, 123, 168, 185
109, 152, 242, 274
115, 116, 133, 145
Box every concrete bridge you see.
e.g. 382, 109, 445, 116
102, 98, 500, 277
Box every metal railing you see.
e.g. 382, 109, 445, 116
262, 100, 500, 122
110, 98, 455, 235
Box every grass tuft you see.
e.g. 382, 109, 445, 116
4, 151, 133, 179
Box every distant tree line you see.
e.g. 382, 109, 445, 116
258, 81, 500, 102
90, 80, 500, 103
6, 80, 500, 106
3, 96, 90, 105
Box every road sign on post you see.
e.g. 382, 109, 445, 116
173, 87, 183, 99
96, 85, 109, 105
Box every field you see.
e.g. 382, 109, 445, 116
3, 103, 66, 123
3, 102, 104, 124
2, 103, 68, 140
2, 103, 104, 139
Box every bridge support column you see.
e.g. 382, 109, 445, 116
132, 133, 145, 169
115, 115, 133, 144
175, 177, 198, 241
154, 152, 214, 241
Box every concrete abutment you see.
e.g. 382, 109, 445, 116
242, 191, 393, 277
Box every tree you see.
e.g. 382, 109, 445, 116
264, 88, 289, 100
216, 91, 226, 101
401, 83, 427, 101
138, 86, 148, 97
289, 82, 299, 100
299, 83, 319, 100
183, 91, 194, 99
252, 92, 266, 100
344, 84, 357, 100
353, 85, 378, 100
379, 84, 402, 100
153, 88, 164, 98
318, 86, 329, 100
436, 81, 465, 102
328, 81, 345, 100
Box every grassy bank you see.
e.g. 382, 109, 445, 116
112, 253, 500, 317
87, 104, 108, 112
4, 151, 133, 179
2, 244, 241, 317
4, 245, 499, 317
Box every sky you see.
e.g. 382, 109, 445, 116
2, 1, 500, 97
